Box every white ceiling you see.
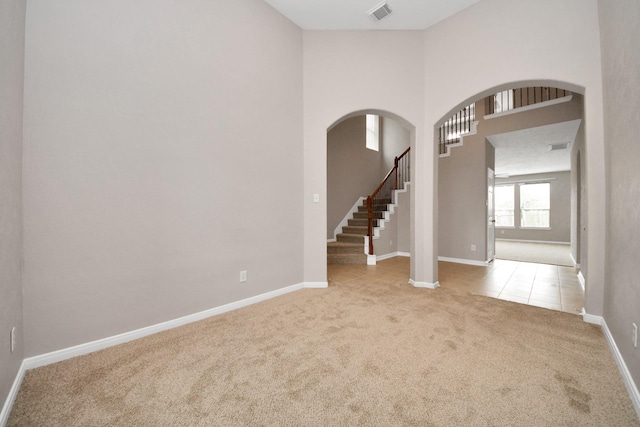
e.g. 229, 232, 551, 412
263, 0, 481, 30
487, 119, 581, 177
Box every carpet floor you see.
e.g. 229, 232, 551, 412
495, 240, 574, 267
8, 258, 639, 426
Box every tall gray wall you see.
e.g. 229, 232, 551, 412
0, 0, 26, 411
599, 0, 640, 396
21, 0, 304, 357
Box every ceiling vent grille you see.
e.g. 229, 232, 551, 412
548, 142, 570, 151
368, 2, 392, 22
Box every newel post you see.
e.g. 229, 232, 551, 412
366, 196, 374, 255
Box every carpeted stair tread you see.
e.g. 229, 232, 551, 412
341, 225, 368, 235
336, 233, 365, 243
327, 241, 364, 254
326, 253, 367, 264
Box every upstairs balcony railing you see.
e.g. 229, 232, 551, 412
366, 147, 410, 256
486, 87, 572, 115
438, 103, 475, 155
439, 87, 571, 156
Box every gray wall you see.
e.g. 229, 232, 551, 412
21, 0, 304, 357
570, 120, 587, 270
327, 116, 410, 240
439, 94, 583, 262
495, 171, 571, 243
438, 130, 490, 262
599, 0, 640, 395
375, 184, 411, 257
0, 0, 26, 410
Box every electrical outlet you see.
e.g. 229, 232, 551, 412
240, 270, 247, 282
10, 327, 16, 353
471, 244, 476, 251
633, 323, 638, 348
390, 240, 393, 246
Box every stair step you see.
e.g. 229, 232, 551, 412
357, 205, 388, 213
337, 233, 365, 243
353, 211, 383, 220
348, 218, 378, 227
341, 225, 368, 235
327, 241, 363, 254
327, 253, 367, 265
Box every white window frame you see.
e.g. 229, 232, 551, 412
366, 114, 379, 152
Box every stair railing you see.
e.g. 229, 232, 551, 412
438, 103, 475, 155
485, 86, 572, 115
366, 147, 410, 255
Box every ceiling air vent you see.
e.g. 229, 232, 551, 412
548, 142, 570, 151
368, 2, 392, 22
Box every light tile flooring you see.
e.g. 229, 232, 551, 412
328, 257, 585, 315
439, 259, 584, 314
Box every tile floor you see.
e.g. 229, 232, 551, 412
439, 259, 584, 314
328, 257, 585, 315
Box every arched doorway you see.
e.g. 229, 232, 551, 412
326, 109, 416, 274
434, 82, 586, 313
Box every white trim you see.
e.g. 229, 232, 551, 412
569, 252, 580, 269
600, 317, 640, 419
439, 120, 479, 158
303, 282, 328, 289
22, 283, 305, 370
333, 197, 366, 241
409, 279, 440, 289
484, 95, 573, 120
326, 238, 336, 243
0, 360, 27, 427
495, 238, 570, 245
581, 309, 602, 325
438, 256, 489, 267
578, 271, 585, 292
367, 254, 376, 265
376, 251, 410, 261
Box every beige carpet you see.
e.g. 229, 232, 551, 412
9, 258, 639, 426
496, 240, 574, 267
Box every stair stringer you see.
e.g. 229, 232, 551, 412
329, 196, 366, 242
364, 181, 410, 265
438, 120, 479, 158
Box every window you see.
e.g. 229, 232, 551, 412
495, 185, 515, 227
520, 183, 550, 228
493, 90, 514, 113
366, 114, 379, 151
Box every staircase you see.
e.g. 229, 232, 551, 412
327, 198, 390, 264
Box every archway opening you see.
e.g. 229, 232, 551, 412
434, 81, 586, 314
326, 110, 416, 271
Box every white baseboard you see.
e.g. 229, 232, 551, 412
409, 279, 440, 289
581, 309, 602, 325
303, 282, 328, 289
22, 282, 306, 371
495, 238, 570, 245
569, 252, 580, 269
376, 251, 410, 262
438, 256, 488, 267
0, 360, 27, 427
2, 282, 319, 423
578, 271, 585, 292
600, 317, 640, 419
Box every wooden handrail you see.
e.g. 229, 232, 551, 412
367, 147, 410, 255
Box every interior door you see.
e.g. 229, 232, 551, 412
487, 168, 495, 262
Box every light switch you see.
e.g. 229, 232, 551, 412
313, 193, 320, 203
